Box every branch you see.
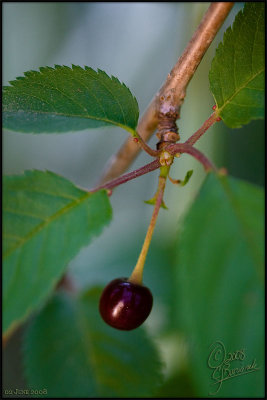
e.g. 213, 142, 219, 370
91, 159, 161, 193
185, 111, 219, 146
99, 2, 234, 184
166, 143, 216, 172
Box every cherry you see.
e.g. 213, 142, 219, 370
99, 167, 165, 331
99, 278, 153, 330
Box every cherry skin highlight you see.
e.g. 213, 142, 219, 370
99, 278, 153, 330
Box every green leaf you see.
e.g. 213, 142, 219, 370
155, 368, 196, 398
175, 173, 264, 397
176, 169, 193, 186
209, 3, 265, 128
23, 288, 163, 397
3, 65, 139, 135
144, 197, 168, 209
3, 170, 112, 336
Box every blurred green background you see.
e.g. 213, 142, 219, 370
3, 2, 264, 397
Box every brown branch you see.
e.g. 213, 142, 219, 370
99, 2, 234, 184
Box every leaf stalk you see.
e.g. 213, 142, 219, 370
185, 111, 219, 146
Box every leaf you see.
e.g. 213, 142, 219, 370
144, 197, 168, 209
23, 288, 163, 397
3, 170, 112, 336
209, 3, 265, 128
3, 65, 139, 135
174, 173, 264, 397
168, 169, 193, 186
155, 368, 196, 398
179, 169, 193, 186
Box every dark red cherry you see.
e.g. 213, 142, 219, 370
99, 278, 153, 330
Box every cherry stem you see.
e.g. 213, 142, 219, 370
185, 111, 219, 146
91, 159, 161, 193
128, 168, 168, 285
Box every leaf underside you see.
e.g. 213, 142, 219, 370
175, 172, 264, 397
3, 170, 112, 335
3, 65, 139, 135
209, 3, 265, 128
23, 288, 163, 397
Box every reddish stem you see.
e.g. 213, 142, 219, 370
133, 134, 159, 157
185, 112, 218, 146
91, 159, 161, 193
92, 114, 219, 194
99, 3, 233, 184
166, 143, 216, 172
92, 142, 215, 194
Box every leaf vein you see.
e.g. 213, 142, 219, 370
3, 192, 91, 258
218, 68, 264, 113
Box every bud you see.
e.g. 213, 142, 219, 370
159, 151, 173, 166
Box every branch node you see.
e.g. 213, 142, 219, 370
159, 151, 174, 167
156, 111, 180, 150
98, 2, 233, 183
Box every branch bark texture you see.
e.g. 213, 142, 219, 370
99, 2, 234, 184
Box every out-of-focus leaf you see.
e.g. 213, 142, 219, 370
3, 65, 139, 135
3, 170, 112, 336
23, 288, 163, 397
209, 3, 264, 128
155, 368, 196, 398
174, 172, 264, 397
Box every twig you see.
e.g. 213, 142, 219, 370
91, 159, 161, 193
91, 142, 215, 196
166, 143, 216, 172
99, 2, 234, 183
185, 111, 219, 146
132, 133, 159, 157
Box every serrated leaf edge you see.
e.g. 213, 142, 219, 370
3, 65, 139, 136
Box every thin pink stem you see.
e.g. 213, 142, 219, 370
133, 132, 159, 157
91, 159, 161, 193
185, 112, 218, 146
166, 143, 216, 171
